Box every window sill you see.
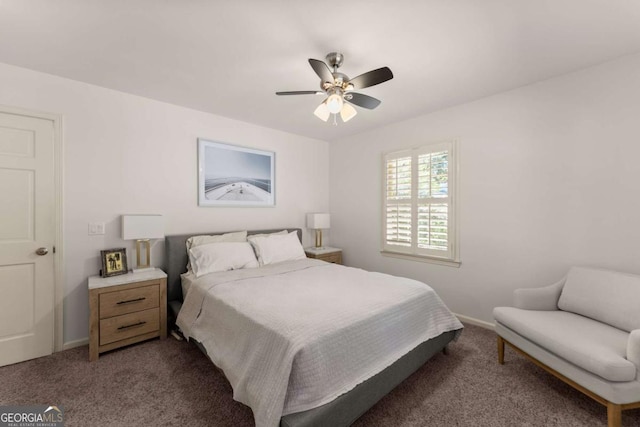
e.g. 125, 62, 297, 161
380, 251, 461, 268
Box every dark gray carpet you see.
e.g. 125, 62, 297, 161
1, 324, 638, 426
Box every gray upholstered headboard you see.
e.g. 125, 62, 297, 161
164, 228, 302, 323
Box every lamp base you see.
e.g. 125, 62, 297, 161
135, 239, 152, 270
315, 230, 323, 248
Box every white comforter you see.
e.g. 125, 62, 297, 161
177, 259, 463, 427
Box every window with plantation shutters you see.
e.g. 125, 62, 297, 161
383, 142, 458, 264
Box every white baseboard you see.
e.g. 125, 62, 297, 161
454, 313, 495, 330
62, 337, 89, 351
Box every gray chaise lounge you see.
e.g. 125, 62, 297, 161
493, 266, 640, 427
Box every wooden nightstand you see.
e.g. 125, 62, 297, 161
305, 247, 343, 265
89, 269, 167, 361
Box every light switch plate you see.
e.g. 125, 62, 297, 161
88, 222, 105, 235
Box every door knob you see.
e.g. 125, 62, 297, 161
36, 247, 49, 256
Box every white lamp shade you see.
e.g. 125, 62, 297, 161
306, 213, 330, 229
122, 215, 164, 240
340, 103, 357, 122
314, 101, 330, 122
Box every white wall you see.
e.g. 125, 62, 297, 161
3, 50, 639, 344
330, 53, 640, 325
0, 63, 330, 345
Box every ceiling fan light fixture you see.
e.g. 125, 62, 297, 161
313, 101, 330, 122
277, 53, 393, 125
340, 103, 357, 122
326, 91, 343, 114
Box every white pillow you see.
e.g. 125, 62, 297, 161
187, 230, 247, 249
249, 230, 287, 239
189, 241, 258, 278
248, 230, 287, 262
248, 231, 306, 266
185, 231, 248, 270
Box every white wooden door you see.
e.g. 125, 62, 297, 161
0, 111, 55, 366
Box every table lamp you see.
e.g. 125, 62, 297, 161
122, 214, 164, 272
306, 213, 330, 248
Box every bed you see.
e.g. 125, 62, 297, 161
165, 228, 463, 427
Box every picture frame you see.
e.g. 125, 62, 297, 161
198, 138, 275, 207
100, 248, 129, 277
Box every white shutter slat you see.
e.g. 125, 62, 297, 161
385, 201, 412, 247
417, 201, 448, 251
385, 156, 412, 201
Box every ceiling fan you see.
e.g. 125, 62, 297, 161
276, 52, 393, 123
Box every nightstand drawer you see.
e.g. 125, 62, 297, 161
305, 247, 343, 265
99, 284, 159, 319
320, 253, 341, 264
99, 308, 160, 345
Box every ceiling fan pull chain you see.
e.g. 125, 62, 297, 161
333, 114, 338, 126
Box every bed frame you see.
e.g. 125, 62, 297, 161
164, 228, 459, 427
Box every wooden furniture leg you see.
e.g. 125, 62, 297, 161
607, 402, 622, 427
497, 335, 505, 365
498, 335, 640, 427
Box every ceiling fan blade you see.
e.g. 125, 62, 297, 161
309, 59, 334, 83
346, 92, 382, 110
348, 67, 393, 90
276, 91, 324, 95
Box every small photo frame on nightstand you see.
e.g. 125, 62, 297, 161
100, 248, 128, 277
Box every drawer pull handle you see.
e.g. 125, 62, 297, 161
117, 321, 146, 330
116, 297, 146, 305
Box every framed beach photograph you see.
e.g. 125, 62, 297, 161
100, 248, 128, 277
198, 139, 275, 207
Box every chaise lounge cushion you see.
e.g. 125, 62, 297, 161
493, 307, 636, 382
557, 267, 640, 333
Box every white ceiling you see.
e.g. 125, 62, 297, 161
1, 0, 640, 141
